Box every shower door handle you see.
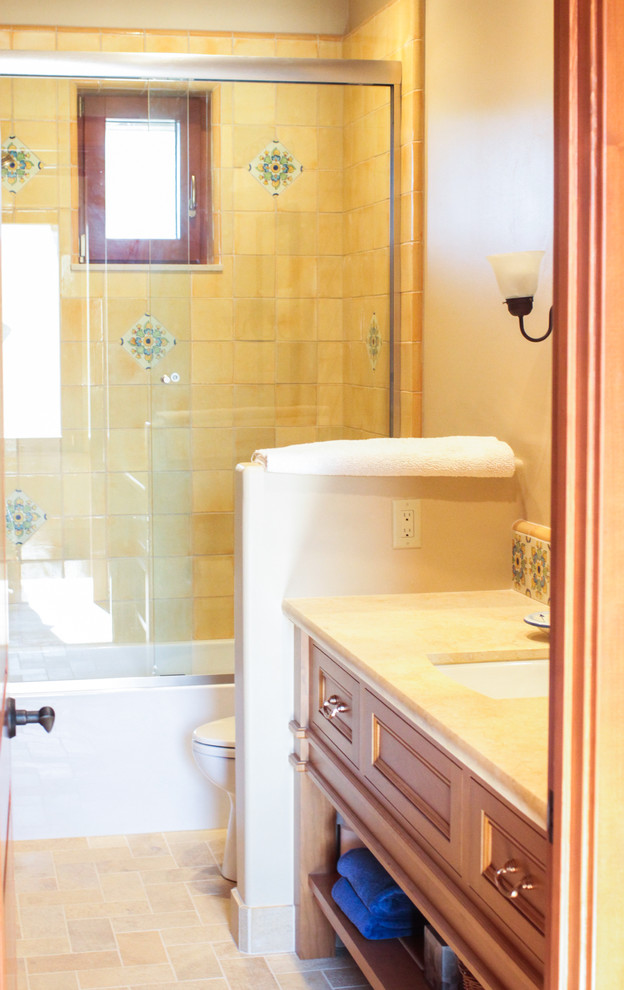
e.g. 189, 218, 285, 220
4, 698, 55, 738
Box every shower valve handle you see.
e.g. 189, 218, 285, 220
4, 698, 55, 738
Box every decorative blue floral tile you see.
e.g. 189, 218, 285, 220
366, 313, 382, 371
248, 139, 303, 196
5, 489, 47, 545
512, 527, 551, 605
121, 313, 176, 370
1, 136, 43, 194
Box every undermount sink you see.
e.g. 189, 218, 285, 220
428, 651, 549, 699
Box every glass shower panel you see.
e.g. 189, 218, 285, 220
1, 72, 393, 682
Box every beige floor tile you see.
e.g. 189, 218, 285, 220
14, 876, 58, 895
18, 904, 68, 939
116, 931, 169, 967
273, 973, 331, 990
17, 936, 72, 958
266, 955, 351, 975
112, 911, 200, 934
53, 847, 134, 867
189, 894, 230, 926
160, 924, 233, 946
19, 888, 105, 908
165, 842, 216, 870
68, 918, 117, 952
14, 851, 56, 878
165, 943, 222, 982
29, 972, 80, 990
17, 838, 89, 853
186, 876, 232, 898
140, 866, 218, 886
87, 836, 131, 850
104, 855, 179, 875
27, 950, 121, 975
99, 873, 147, 902
55, 862, 102, 891
127, 835, 170, 858
65, 898, 151, 920
216, 956, 282, 990
77, 962, 174, 987
130, 981, 228, 990
145, 884, 196, 914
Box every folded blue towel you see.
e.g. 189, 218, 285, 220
331, 877, 414, 940
337, 847, 413, 921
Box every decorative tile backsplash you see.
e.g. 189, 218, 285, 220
5, 489, 47, 545
121, 313, 176, 369
1, 135, 43, 193
248, 139, 303, 196
512, 520, 551, 605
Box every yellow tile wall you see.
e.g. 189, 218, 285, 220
1, 8, 424, 645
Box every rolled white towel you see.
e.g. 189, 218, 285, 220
251, 436, 515, 477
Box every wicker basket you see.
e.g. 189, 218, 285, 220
458, 961, 484, 990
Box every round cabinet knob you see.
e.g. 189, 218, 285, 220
4, 698, 55, 738
321, 695, 349, 720
494, 859, 538, 900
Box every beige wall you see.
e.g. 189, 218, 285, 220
423, 0, 553, 525
0, 0, 349, 36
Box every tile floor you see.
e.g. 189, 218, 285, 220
13, 829, 370, 990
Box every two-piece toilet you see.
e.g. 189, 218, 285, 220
191, 715, 236, 882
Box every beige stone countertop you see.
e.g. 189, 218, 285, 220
283, 588, 549, 829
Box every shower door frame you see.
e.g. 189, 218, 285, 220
0, 49, 402, 436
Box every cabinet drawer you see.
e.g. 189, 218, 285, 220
310, 644, 360, 768
467, 780, 547, 960
361, 690, 463, 873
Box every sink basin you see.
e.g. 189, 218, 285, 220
429, 651, 549, 699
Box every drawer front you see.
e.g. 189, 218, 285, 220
362, 690, 463, 873
467, 780, 547, 960
309, 644, 360, 767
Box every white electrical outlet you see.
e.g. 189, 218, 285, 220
392, 499, 421, 548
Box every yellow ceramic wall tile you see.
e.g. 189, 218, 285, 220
193, 555, 234, 598
400, 39, 424, 95
152, 428, 191, 472
234, 427, 275, 464
152, 514, 191, 557
145, 33, 189, 54
12, 79, 58, 120
401, 140, 424, 193
276, 84, 318, 126
275, 426, 317, 446
319, 252, 346, 300
232, 124, 277, 169
107, 430, 149, 473
193, 597, 234, 640
275, 36, 320, 58
275, 384, 316, 426
318, 342, 345, 384
232, 82, 276, 124
152, 472, 192, 515
191, 385, 234, 427
232, 36, 276, 57
231, 167, 275, 212
106, 386, 149, 430
63, 516, 106, 559
107, 473, 149, 515
275, 212, 317, 257
112, 601, 149, 642
108, 558, 149, 602
275, 256, 317, 298
57, 31, 101, 52
101, 32, 145, 53
191, 513, 234, 555
400, 291, 422, 344
233, 341, 275, 384
400, 240, 424, 293
233, 298, 275, 341
16, 517, 62, 562
106, 341, 152, 386
148, 272, 192, 299
317, 170, 343, 213
153, 556, 192, 599
11, 29, 56, 51
401, 91, 424, 148
61, 342, 103, 388
192, 342, 233, 385
233, 211, 276, 256
107, 515, 149, 559
106, 298, 150, 337
190, 298, 234, 340
276, 170, 318, 214
63, 474, 106, 516
61, 386, 104, 431
317, 299, 343, 341
189, 35, 233, 56
191, 257, 233, 297
233, 385, 275, 427
276, 342, 317, 383
16, 475, 62, 516
192, 471, 234, 513
191, 428, 234, 471
154, 598, 193, 641
276, 298, 317, 341
104, 271, 148, 299
234, 256, 276, 298
317, 384, 343, 427
61, 430, 105, 473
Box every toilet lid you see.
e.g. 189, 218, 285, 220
193, 715, 235, 749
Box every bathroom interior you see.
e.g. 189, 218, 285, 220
0, 0, 554, 988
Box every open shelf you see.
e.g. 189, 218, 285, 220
308, 873, 430, 990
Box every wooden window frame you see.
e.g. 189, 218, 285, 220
78, 90, 212, 265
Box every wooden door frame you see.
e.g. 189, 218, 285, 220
549, 1, 624, 987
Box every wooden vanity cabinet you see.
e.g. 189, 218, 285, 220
292, 632, 547, 990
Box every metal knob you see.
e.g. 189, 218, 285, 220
5, 698, 55, 738
494, 859, 538, 900
321, 695, 349, 720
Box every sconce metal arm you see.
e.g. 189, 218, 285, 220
505, 298, 554, 343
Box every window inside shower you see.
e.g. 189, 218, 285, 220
0, 66, 396, 682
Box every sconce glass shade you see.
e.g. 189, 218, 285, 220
487, 250, 545, 300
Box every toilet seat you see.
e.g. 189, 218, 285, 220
193, 715, 235, 754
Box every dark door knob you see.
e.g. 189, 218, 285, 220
4, 698, 55, 738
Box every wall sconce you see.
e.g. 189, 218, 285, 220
487, 250, 553, 342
